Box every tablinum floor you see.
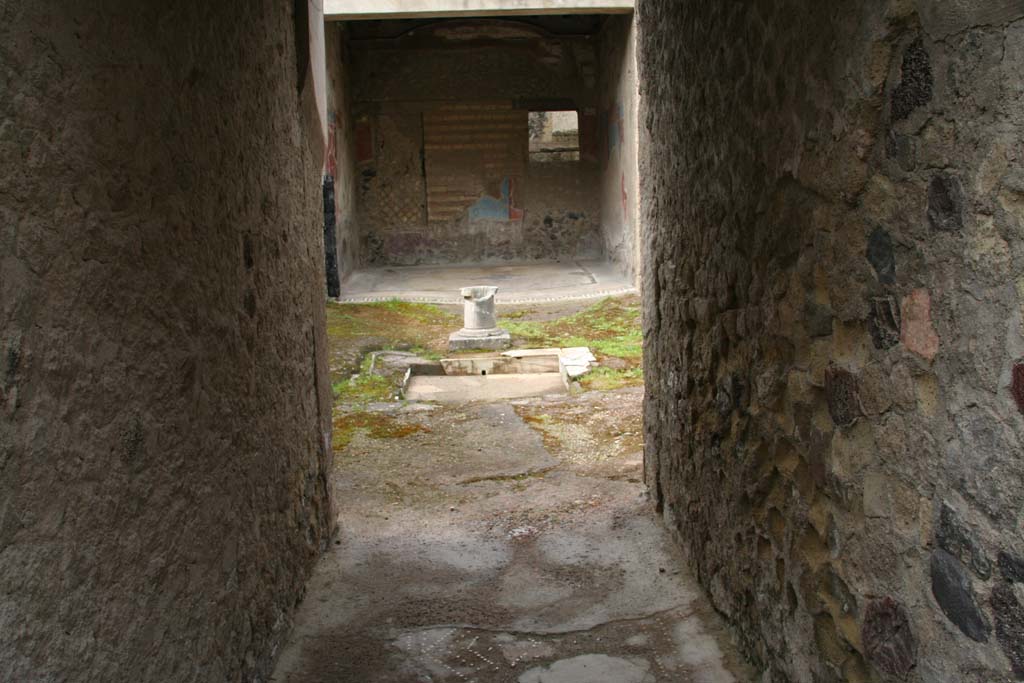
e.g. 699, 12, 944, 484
336, 260, 636, 305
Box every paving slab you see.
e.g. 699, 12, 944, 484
405, 373, 567, 402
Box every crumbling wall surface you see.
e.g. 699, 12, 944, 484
522, 160, 602, 262
352, 21, 604, 265
597, 15, 640, 284
639, 0, 1024, 680
0, 1, 332, 681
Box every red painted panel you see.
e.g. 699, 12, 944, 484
579, 108, 599, 163
355, 119, 374, 163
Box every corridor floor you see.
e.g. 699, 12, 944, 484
336, 259, 637, 305
271, 299, 752, 682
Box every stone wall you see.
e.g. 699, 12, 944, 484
0, 1, 333, 680
639, 0, 1024, 681
350, 19, 604, 265
597, 15, 641, 284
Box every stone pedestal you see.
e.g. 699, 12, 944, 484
448, 286, 511, 351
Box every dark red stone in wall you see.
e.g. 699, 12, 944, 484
355, 120, 374, 163
1012, 363, 1024, 416
825, 366, 861, 427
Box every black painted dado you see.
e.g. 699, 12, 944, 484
323, 175, 340, 298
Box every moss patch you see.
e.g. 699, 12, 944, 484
580, 366, 644, 391
324, 295, 644, 456
334, 373, 393, 404
503, 296, 641, 359
325, 300, 458, 385
502, 295, 643, 388
333, 411, 431, 452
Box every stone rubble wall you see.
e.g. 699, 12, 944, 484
638, 0, 1024, 680
0, 1, 333, 680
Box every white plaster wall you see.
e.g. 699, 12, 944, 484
598, 14, 641, 285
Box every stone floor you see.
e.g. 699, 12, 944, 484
336, 260, 636, 305
271, 387, 755, 682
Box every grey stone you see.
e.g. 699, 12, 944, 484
448, 328, 512, 351
825, 366, 861, 427
868, 296, 901, 350
999, 551, 1024, 584
368, 351, 432, 376
991, 582, 1024, 678
927, 173, 966, 233
930, 549, 991, 642
866, 227, 896, 285
937, 502, 992, 579
518, 654, 652, 683
862, 597, 917, 680
917, 1, 1024, 39
805, 301, 834, 338
714, 373, 744, 416
886, 131, 917, 171
891, 37, 933, 122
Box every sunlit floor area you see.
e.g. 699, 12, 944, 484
336, 260, 637, 305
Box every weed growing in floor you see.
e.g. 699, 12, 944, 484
324, 294, 644, 457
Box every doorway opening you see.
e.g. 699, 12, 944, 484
319, 11, 643, 306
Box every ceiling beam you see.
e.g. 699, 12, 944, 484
325, 0, 634, 21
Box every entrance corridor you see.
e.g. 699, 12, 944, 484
271, 297, 752, 682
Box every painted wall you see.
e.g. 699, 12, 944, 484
325, 23, 360, 283
1, 1, 333, 680
350, 19, 605, 265
597, 14, 641, 285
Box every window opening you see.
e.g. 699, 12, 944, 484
528, 110, 580, 162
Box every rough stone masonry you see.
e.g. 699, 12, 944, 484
1, 1, 333, 681
638, 0, 1024, 681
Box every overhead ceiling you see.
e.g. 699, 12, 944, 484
347, 14, 609, 40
